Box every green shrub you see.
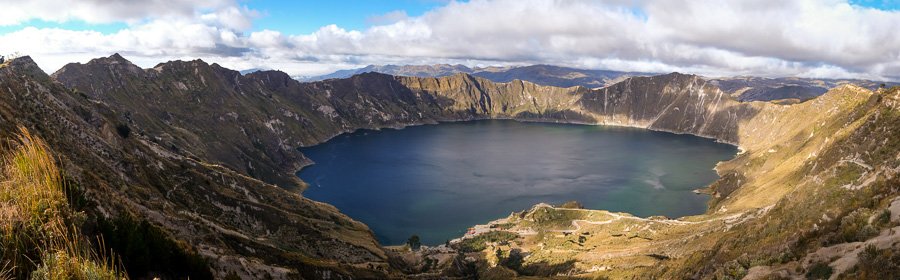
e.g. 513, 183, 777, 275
489, 223, 514, 229
407, 234, 421, 250
498, 249, 525, 271
453, 231, 519, 253
480, 231, 519, 243
714, 260, 747, 280
454, 237, 487, 253
856, 225, 878, 241
528, 207, 583, 228
115, 124, 131, 138
559, 201, 584, 209
840, 208, 873, 242
96, 213, 213, 280
421, 257, 435, 272
854, 245, 900, 279
805, 261, 833, 279
874, 209, 891, 227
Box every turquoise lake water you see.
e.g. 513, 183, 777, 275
297, 120, 737, 246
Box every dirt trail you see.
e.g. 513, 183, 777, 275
550, 207, 751, 234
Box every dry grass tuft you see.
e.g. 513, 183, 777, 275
0, 127, 124, 279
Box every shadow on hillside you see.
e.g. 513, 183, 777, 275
500, 249, 578, 277
518, 259, 578, 276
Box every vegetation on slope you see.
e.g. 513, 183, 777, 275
0, 127, 124, 279
53, 55, 732, 191
379, 86, 900, 279
4, 55, 392, 279
40, 53, 900, 278
0, 127, 216, 280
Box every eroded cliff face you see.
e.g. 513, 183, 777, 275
669, 85, 900, 279
52, 55, 318, 190
44, 54, 900, 278
406, 85, 900, 279
54, 56, 740, 192
4, 57, 391, 279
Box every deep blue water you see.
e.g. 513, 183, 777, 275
298, 120, 737, 246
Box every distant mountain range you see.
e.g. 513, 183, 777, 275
707, 76, 897, 103
296, 64, 653, 89
296, 64, 897, 103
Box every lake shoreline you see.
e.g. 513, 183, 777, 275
297, 120, 738, 246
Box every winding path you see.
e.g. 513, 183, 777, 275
549, 207, 757, 234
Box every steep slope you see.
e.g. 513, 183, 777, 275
576, 73, 760, 144
735, 85, 820, 103
673, 85, 900, 279
54, 55, 725, 191
428, 85, 900, 279
48, 54, 900, 279
52, 56, 770, 207
294, 74, 900, 279
3, 57, 391, 279
53, 54, 321, 189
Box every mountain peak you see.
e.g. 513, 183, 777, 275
6, 55, 39, 68
665, 72, 693, 77
86, 53, 136, 66
2, 56, 49, 79
109, 53, 126, 61
52, 53, 146, 77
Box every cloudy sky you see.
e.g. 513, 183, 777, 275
1, 0, 898, 80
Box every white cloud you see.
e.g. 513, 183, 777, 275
201, 6, 259, 31
0, 0, 235, 25
249, 30, 289, 49
1, 0, 899, 81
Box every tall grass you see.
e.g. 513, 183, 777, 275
0, 127, 124, 279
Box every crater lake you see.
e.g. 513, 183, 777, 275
297, 120, 738, 246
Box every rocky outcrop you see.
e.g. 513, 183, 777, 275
52, 57, 708, 190
304, 64, 897, 102
734, 85, 820, 102
54, 56, 316, 189
53, 55, 759, 192
577, 73, 761, 144
45, 53, 900, 278
45, 55, 769, 278
5, 56, 390, 279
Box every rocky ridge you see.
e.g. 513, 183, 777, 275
303, 63, 898, 103
2, 56, 391, 279
53, 56, 745, 191
298, 63, 649, 89
12, 53, 899, 278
